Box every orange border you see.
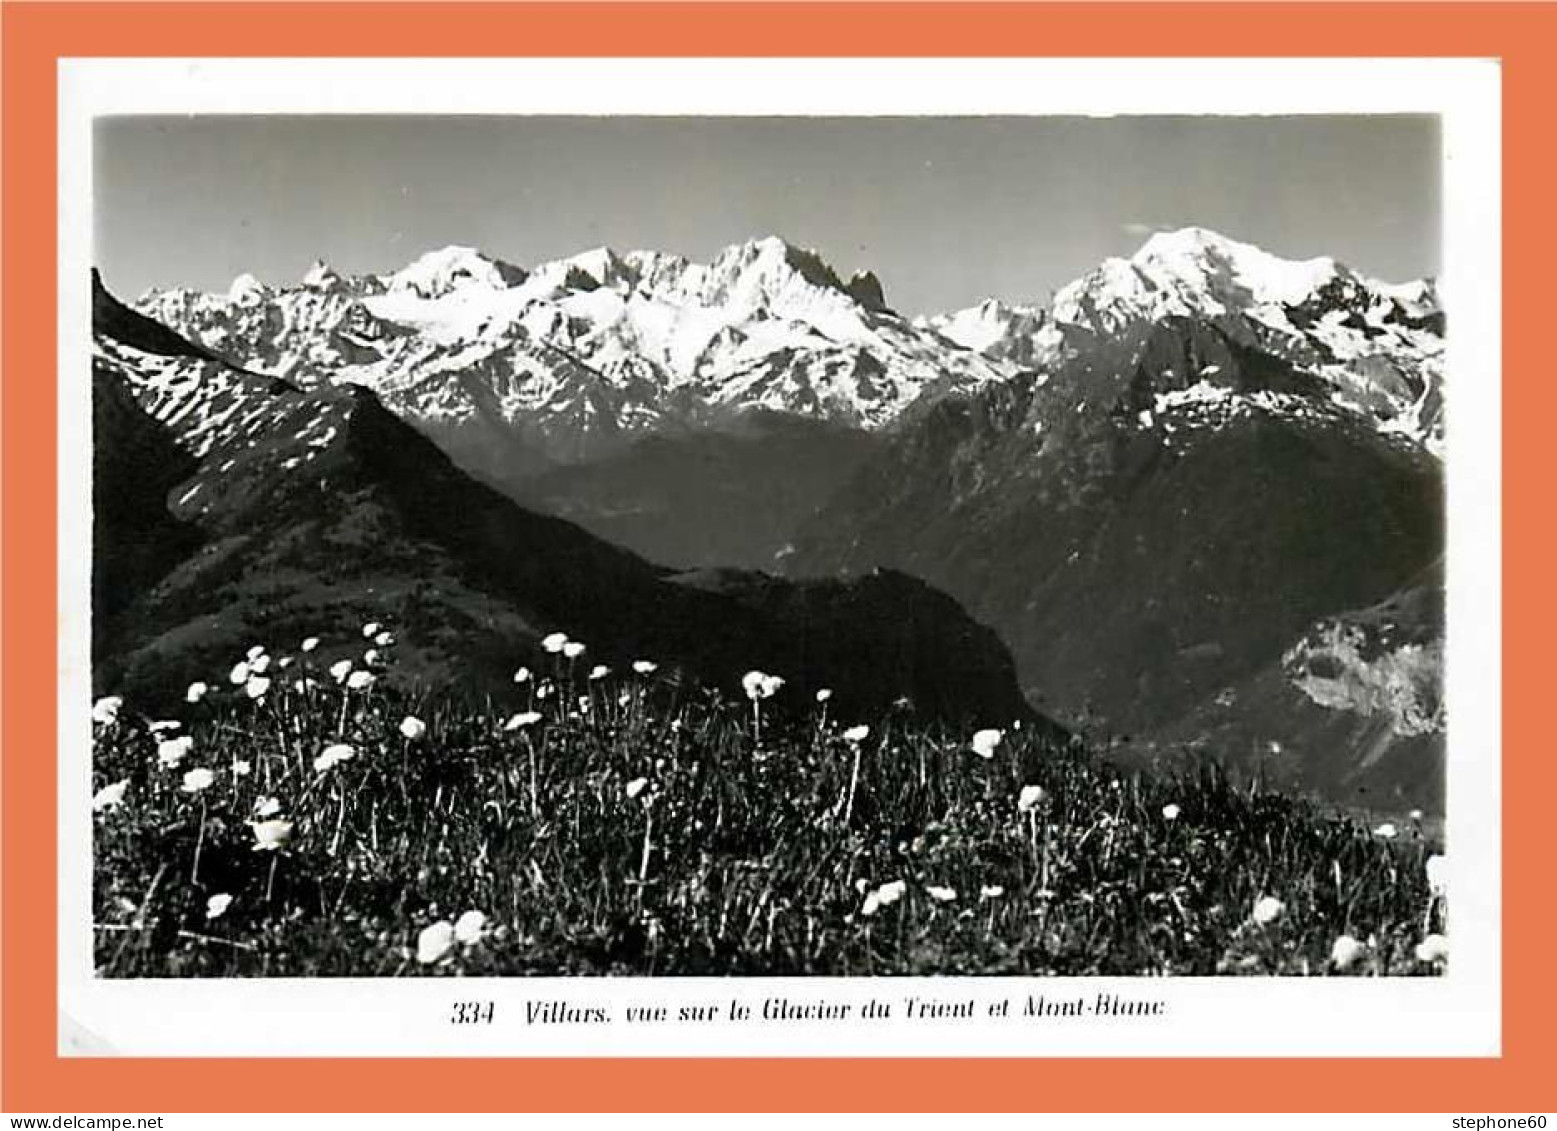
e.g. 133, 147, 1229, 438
3, 2, 1548, 1113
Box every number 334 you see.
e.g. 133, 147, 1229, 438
451, 1001, 495, 1024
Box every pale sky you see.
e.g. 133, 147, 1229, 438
95, 115, 1440, 316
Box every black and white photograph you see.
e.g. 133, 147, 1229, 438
66, 59, 1497, 1043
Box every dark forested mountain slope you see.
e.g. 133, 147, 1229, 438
92, 274, 1040, 729
789, 315, 1443, 807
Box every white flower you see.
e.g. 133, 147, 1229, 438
742, 670, 773, 700
417, 920, 456, 965
228, 661, 251, 686
346, 670, 376, 691
453, 909, 487, 945
842, 724, 870, 744
362, 622, 381, 639
876, 880, 908, 905
1409, 808, 1424, 822
399, 716, 427, 741
513, 666, 532, 683
861, 879, 907, 917
205, 893, 233, 920
363, 649, 381, 667
244, 675, 271, 699
301, 636, 319, 652
1017, 784, 1047, 812
253, 796, 282, 818
329, 659, 353, 682
1330, 934, 1367, 971
91, 696, 124, 726
314, 743, 355, 773
536, 683, 553, 700
1426, 854, 1448, 897
1161, 803, 1182, 821
562, 640, 586, 659
970, 728, 1004, 759
815, 688, 833, 703
1251, 896, 1286, 926
632, 660, 658, 675
250, 818, 294, 852
504, 711, 542, 731
249, 653, 272, 674
1415, 933, 1449, 964
157, 736, 194, 769
925, 885, 958, 903
374, 631, 394, 648
92, 779, 130, 812
185, 681, 209, 704
148, 719, 182, 734
589, 664, 610, 681
278, 656, 294, 670
291, 678, 319, 694
1373, 822, 1399, 840
542, 632, 569, 654
625, 777, 649, 800
979, 884, 1005, 901
181, 767, 216, 793
233, 759, 252, 777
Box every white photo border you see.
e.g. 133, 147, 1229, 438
57, 56, 1501, 1058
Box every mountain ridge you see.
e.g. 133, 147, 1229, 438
133, 227, 1443, 472
92, 273, 1043, 729
786, 309, 1445, 810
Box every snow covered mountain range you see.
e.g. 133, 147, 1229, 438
130, 227, 1445, 481
136, 237, 1006, 476
923, 227, 1443, 455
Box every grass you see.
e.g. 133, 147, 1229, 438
91, 635, 1447, 977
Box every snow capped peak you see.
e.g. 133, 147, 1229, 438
1133, 224, 1245, 260
301, 258, 346, 292
922, 296, 1058, 366
694, 235, 876, 315
563, 245, 632, 288
1053, 226, 1353, 333
713, 235, 833, 282
1131, 226, 1342, 306
386, 245, 526, 298
1038, 227, 1443, 452
228, 273, 269, 305
1376, 277, 1439, 316
926, 297, 1022, 346
726, 233, 799, 260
